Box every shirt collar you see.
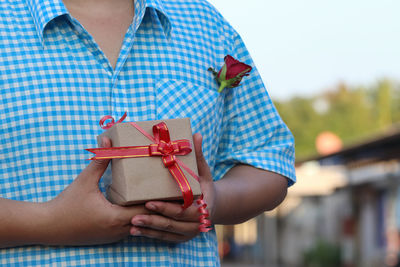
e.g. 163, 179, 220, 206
26, 0, 172, 44
26, 0, 69, 44
134, 0, 172, 40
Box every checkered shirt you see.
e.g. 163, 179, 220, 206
0, 0, 296, 266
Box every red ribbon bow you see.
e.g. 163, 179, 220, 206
146, 122, 195, 209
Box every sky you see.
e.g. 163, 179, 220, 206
207, 0, 400, 100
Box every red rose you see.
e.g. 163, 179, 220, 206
209, 55, 252, 93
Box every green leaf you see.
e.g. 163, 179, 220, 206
219, 64, 227, 81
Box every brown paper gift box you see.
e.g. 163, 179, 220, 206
98, 118, 201, 206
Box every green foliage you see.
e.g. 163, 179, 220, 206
274, 79, 400, 160
303, 240, 341, 267
375, 79, 392, 128
275, 97, 322, 157
392, 82, 400, 123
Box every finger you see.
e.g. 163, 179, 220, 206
131, 214, 200, 236
145, 201, 199, 222
130, 226, 191, 243
193, 133, 212, 182
116, 204, 153, 224
80, 136, 112, 183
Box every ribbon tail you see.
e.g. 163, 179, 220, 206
167, 163, 194, 209
175, 158, 200, 182
86, 146, 151, 160
197, 194, 212, 232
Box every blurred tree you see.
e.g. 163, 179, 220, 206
322, 84, 373, 144
275, 97, 322, 157
274, 80, 400, 160
392, 82, 400, 124
374, 79, 393, 129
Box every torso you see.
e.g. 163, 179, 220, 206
63, 0, 135, 69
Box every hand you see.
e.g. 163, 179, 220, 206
41, 137, 150, 246
130, 133, 216, 242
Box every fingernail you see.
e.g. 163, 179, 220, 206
131, 228, 141, 236
133, 220, 144, 226
147, 203, 157, 211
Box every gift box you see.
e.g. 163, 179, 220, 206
93, 117, 201, 206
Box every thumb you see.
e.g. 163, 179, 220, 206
193, 133, 212, 182
80, 136, 112, 184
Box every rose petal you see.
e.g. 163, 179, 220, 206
225, 63, 251, 80
224, 55, 240, 68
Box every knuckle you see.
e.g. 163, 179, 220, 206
173, 207, 185, 219
198, 152, 206, 162
163, 218, 174, 231
93, 159, 106, 167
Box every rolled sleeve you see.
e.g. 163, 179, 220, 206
214, 33, 296, 186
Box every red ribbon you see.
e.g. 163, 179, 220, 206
87, 114, 212, 232
99, 112, 127, 130
197, 195, 212, 232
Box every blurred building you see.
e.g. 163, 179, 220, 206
220, 129, 400, 267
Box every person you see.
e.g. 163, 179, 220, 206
0, 0, 296, 265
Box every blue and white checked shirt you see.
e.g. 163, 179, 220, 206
0, 0, 295, 265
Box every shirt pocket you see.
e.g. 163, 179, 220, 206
155, 79, 224, 168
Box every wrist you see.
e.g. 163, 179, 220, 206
206, 181, 219, 225
28, 201, 55, 246
33, 201, 61, 245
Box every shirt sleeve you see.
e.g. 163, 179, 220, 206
213, 32, 296, 186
